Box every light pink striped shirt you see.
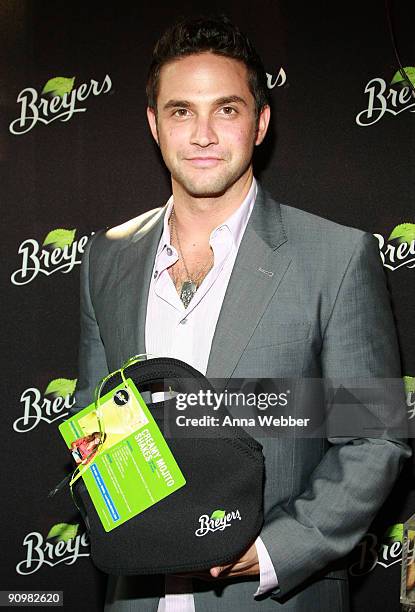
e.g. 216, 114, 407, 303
145, 177, 278, 611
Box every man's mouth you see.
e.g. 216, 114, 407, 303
185, 157, 223, 168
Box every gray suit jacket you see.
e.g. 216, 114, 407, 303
74, 184, 410, 611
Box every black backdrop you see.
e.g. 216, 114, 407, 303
1, 1, 414, 610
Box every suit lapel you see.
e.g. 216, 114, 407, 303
206, 185, 292, 381
115, 185, 291, 377
116, 208, 165, 360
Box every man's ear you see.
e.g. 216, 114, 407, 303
146, 107, 159, 146
254, 105, 271, 146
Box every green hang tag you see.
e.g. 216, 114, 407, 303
59, 379, 186, 532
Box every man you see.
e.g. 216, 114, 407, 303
74, 15, 410, 612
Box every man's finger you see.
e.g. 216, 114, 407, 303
210, 564, 238, 578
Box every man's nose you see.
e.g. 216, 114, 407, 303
190, 116, 218, 147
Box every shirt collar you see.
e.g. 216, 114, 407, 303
157, 177, 257, 255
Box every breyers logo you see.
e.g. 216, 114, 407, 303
11, 228, 90, 286
16, 523, 89, 575
13, 377, 77, 433
356, 67, 415, 126
374, 223, 415, 271
349, 524, 403, 576
405, 376, 415, 420
266, 67, 287, 89
9, 74, 112, 135
195, 509, 241, 537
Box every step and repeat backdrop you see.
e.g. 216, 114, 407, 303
1, 1, 414, 610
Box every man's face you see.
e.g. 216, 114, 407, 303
147, 52, 270, 198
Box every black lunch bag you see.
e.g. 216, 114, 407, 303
73, 357, 265, 576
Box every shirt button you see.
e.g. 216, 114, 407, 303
153, 270, 158, 279
166, 247, 173, 256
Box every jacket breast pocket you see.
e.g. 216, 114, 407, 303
233, 321, 312, 378
245, 321, 311, 351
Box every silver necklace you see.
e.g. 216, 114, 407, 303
169, 209, 213, 308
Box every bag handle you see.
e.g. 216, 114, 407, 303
101, 356, 214, 397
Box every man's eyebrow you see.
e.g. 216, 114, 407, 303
163, 99, 192, 111
214, 95, 248, 107
162, 95, 248, 111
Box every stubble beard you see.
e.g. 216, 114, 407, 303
156, 120, 256, 198
169, 153, 254, 199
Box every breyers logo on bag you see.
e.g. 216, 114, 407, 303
195, 509, 242, 537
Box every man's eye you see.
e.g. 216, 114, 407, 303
174, 109, 190, 117
220, 107, 237, 115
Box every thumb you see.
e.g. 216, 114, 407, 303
210, 566, 222, 578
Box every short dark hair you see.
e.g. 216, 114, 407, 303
146, 15, 269, 119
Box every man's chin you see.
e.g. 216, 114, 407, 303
184, 187, 228, 198
174, 176, 237, 199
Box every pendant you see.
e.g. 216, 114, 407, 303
180, 281, 197, 308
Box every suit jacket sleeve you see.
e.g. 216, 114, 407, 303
259, 231, 411, 599
71, 233, 110, 414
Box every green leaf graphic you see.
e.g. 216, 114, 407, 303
45, 378, 77, 398
404, 376, 415, 394
391, 67, 415, 87
388, 223, 415, 245
211, 510, 226, 520
43, 228, 76, 249
384, 523, 403, 543
47, 523, 79, 542
42, 76, 75, 98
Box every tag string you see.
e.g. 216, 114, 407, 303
49, 353, 154, 498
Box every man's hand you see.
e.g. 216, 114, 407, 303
210, 542, 259, 579
174, 542, 259, 581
